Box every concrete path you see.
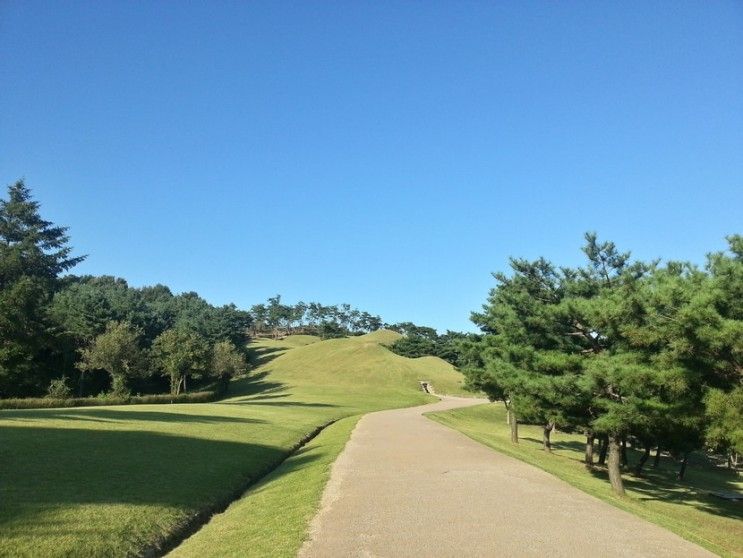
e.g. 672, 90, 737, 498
300, 396, 714, 558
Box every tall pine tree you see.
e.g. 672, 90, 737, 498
0, 180, 84, 396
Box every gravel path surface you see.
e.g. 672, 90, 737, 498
300, 396, 714, 558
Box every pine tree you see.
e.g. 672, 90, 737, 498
0, 181, 85, 396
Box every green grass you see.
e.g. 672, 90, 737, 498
0, 330, 467, 557
427, 403, 743, 558
170, 416, 362, 557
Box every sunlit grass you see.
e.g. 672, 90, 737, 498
0, 331, 467, 556
427, 403, 743, 558
171, 416, 362, 558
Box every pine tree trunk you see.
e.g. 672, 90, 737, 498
543, 423, 552, 452
508, 408, 519, 444
653, 446, 662, 468
677, 453, 689, 481
620, 437, 628, 468
634, 444, 651, 476
598, 436, 608, 465
607, 436, 625, 495
585, 433, 595, 468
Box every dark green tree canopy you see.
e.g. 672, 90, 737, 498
464, 233, 742, 494
0, 181, 85, 396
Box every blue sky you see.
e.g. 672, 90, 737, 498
1, 2, 741, 331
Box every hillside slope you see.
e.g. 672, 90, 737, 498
232, 330, 467, 413
170, 332, 469, 557
0, 331, 467, 557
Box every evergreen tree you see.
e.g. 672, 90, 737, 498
0, 181, 84, 396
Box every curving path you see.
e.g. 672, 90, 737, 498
300, 396, 714, 558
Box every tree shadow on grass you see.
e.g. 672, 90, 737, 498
549, 440, 587, 453
229, 400, 338, 408
228, 370, 287, 399
585, 461, 743, 521
244, 393, 291, 401
247, 346, 286, 368
0, 408, 265, 424
0, 425, 320, 553
518, 432, 743, 521
521, 436, 587, 454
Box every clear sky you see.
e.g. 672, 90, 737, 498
1, 2, 741, 331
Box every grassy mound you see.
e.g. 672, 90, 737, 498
235, 330, 466, 414
0, 331, 465, 557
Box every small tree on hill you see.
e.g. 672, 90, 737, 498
152, 329, 210, 395
212, 340, 247, 385
77, 321, 148, 396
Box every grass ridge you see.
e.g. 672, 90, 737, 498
149, 419, 338, 558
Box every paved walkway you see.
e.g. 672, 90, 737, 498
300, 396, 714, 558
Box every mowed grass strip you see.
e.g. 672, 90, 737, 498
427, 403, 743, 558
0, 331, 467, 556
170, 416, 361, 558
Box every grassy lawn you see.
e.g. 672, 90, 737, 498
170, 416, 362, 557
0, 330, 467, 557
427, 403, 743, 558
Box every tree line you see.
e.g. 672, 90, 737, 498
386, 322, 475, 366
0, 181, 253, 398
0, 181, 390, 400
249, 295, 384, 338
462, 233, 742, 494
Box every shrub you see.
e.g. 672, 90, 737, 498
110, 376, 131, 399
46, 378, 73, 399
0, 390, 218, 410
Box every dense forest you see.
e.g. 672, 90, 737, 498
0, 181, 385, 400
462, 233, 742, 494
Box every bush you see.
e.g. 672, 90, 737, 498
0, 390, 218, 410
110, 376, 131, 398
46, 378, 73, 399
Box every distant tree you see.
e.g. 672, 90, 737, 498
0, 180, 85, 396
250, 303, 268, 333
293, 301, 307, 329
168, 292, 251, 346
266, 294, 283, 335
77, 321, 148, 396
389, 335, 437, 359
152, 329, 210, 396
319, 321, 345, 339
51, 276, 160, 344
212, 340, 247, 383
46, 377, 73, 399
358, 311, 382, 332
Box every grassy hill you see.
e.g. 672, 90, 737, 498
0, 331, 467, 557
235, 330, 467, 412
